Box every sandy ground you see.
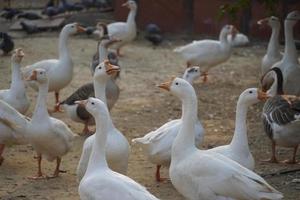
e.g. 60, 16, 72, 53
0, 35, 300, 199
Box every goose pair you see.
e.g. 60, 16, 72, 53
22, 23, 85, 112
261, 11, 300, 96
77, 98, 158, 200
0, 69, 75, 178
76, 62, 130, 181
0, 49, 30, 165
261, 67, 300, 163
159, 77, 282, 200
174, 25, 237, 81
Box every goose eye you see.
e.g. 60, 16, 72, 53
98, 66, 102, 70
249, 91, 253, 94
91, 102, 95, 105
175, 82, 179, 85
40, 72, 43, 75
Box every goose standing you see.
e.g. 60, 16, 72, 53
158, 77, 283, 200
132, 67, 205, 182
78, 98, 158, 200
258, 16, 282, 74
107, 0, 137, 56
0, 69, 75, 178
0, 48, 30, 165
207, 87, 268, 170
174, 25, 237, 82
265, 11, 300, 96
76, 62, 129, 181
22, 23, 85, 112
261, 67, 300, 163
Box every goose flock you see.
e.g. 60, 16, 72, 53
0, 1, 299, 199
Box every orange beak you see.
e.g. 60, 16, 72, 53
158, 77, 175, 91
26, 70, 37, 81
257, 90, 269, 101
76, 24, 86, 33
75, 100, 88, 107
257, 18, 269, 26
105, 60, 120, 75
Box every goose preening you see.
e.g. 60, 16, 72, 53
61, 60, 120, 134
261, 67, 300, 164
77, 98, 158, 200
0, 69, 75, 179
107, 0, 137, 56
264, 11, 300, 96
22, 23, 86, 112
158, 77, 283, 200
207, 87, 269, 170
258, 16, 282, 74
174, 25, 236, 82
132, 66, 205, 182
76, 62, 129, 181
0, 48, 30, 165
0, 32, 14, 55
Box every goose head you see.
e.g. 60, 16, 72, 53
221, 25, 237, 40
76, 97, 108, 120
238, 88, 269, 106
94, 60, 120, 82
158, 77, 195, 100
95, 22, 108, 38
11, 48, 24, 64
63, 23, 86, 35
285, 11, 300, 26
257, 16, 280, 29
26, 69, 48, 84
122, 0, 137, 11
182, 66, 202, 84
261, 67, 284, 97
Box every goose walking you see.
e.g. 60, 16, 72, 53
0, 69, 75, 178
22, 23, 85, 112
78, 98, 158, 200
158, 77, 283, 200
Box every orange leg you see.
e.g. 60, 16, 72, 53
0, 144, 5, 166
262, 141, 278, 163
282, 145, 298, 164
48, 157, 66, 178
53, 92, 63, 112
81, 122, 93, 135
28, 154, 45, 180
155, 165, 167, 182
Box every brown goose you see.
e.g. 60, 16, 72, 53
261, 67, 300, 164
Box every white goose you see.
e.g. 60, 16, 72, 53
267, 11, 300, 96
76, 61, 130, 181
22, 23, 85, 111
174, 25, 236, 81
207, 87, 268, 170
132, 67, 204, 182
261, 67, 300, 163
78, 98, 158, 200
0, 48, 30, 165
0, 69, 75, 178
159, 77, 283, 200
107, 0, 137, 56
258, 16, 282, 74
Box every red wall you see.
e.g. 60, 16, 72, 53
114, 0, 300, 39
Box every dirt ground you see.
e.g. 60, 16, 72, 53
0, 34, 300, 200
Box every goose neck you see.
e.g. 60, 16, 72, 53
98, 43, 108, 63
172, 92, 198, 162
85, 114, 109, 175
58, 29, 71, 61
93, 78, 107, 105
230, 100, 250, 153
10, 62, 25, 93
126, 9, 136, 25
282, 21, 298, 63
32, 82, 49, 122
267, 25, 281, 57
